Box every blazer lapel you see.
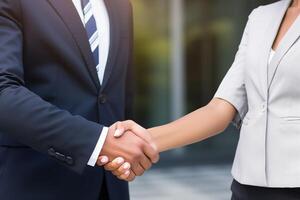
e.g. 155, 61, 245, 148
46, 0, 101, 90
268, 0, 300, 88
258, 0, 291, 95
101, 0, 121, 91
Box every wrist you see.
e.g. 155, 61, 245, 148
148, 127, 163, 153
87, 126, 109, 167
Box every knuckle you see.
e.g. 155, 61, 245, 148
134, 171, 141, 176
128, 158, 138, 168
131, 152, 139, 160
130, 149, 143, 162
117, 170, 122, 175
134, 167, 144, 176
136, 141, 144, 150
127, 154, 136, 162
112, 163, 119, 169
119, 174, 126, 179
137, 171, 144, 176
107, 163, 114, 169
133, 153, 142, 162
110, 163, 117, 169
137, 153, 143, 160
117, 168, 124, 174
129, 176, 136, 182
128, 157, 135, 165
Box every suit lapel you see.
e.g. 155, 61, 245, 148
258, 0, 291, 95
46, 0, 101, 90
101, 0, 121, 91
268, 0, 300, 88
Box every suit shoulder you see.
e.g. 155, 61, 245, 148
251, 0, 288, 18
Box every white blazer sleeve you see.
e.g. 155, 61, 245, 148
214, 10, 255, 129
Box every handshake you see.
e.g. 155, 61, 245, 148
97, 120, 159, 181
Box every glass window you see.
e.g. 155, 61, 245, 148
131, 0, 277, 165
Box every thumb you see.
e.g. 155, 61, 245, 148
114, 121, 125, 137
114, 120, 153, 147
114, 120, 139, 138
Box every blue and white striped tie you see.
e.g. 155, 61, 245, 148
81, 0, 100, 71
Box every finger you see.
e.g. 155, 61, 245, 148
96, 156, 109, 166
114, 121, 126, 137
139, 156, 152, 171
131, 164, 145, 176
104, 157, 125, 171
143, 142, 160, 163
125, 170, 136, 182
118, 170, 131, 181
112, 162, 131, 176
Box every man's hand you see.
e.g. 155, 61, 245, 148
98, 122, 159, 181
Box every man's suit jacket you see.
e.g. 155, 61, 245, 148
215, 0, 300, 188
0, 0, 133, 199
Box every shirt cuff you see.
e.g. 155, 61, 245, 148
87, 126, 109, 166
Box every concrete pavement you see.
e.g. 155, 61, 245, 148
130, 165, 232, 200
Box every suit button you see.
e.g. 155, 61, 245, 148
48, 148, 56, 156
66, 156, 74, 165
99, 94, 107, 104
55, 152, 66, 162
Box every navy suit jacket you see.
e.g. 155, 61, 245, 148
0, 0, 133, 199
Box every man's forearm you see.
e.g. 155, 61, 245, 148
0, 85, 103, 173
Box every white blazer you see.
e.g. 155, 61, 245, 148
214, 0, 300, 187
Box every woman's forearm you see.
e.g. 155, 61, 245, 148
148, 98, 237, 152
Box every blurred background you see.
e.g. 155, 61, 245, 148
129, 0, 276, 199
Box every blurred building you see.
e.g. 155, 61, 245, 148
131, 0, 277, 167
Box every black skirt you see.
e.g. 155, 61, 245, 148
231, 179, 300, 200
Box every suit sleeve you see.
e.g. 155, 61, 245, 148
0, 0, 102, 174
214, 9, 256, 129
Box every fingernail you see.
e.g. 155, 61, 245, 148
125, 171, 130, 175
116, 157, 124, 164
114, 129, 122, 137
123, 162, 130, 170
101, 157, 108, 163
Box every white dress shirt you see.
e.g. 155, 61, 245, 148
72, 0, 110, 167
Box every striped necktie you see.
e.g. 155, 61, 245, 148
81, 0, 100, 71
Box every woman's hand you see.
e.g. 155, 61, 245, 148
113, 121, 157, 150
